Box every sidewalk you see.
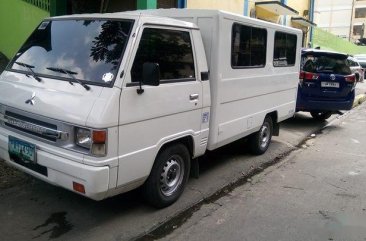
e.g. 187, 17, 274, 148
157, 103, 366, 241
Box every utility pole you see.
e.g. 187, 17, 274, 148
349, 0, 355, 41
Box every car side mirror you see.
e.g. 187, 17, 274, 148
142, 62, 160, 86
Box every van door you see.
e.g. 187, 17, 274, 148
117, 26, 203, 187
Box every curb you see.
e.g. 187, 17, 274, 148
353, 94, 366, 108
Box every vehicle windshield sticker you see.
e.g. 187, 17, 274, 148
38, 21, 50, 30
202, 112, 210, 123
102, 73, 114, 82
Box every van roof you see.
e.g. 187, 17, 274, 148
48, 9, 301, 34
48, 11, 199, 30
130, 9, 302, 34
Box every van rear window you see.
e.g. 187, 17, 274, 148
231, 23, 267, 68
273, 32, 297, 67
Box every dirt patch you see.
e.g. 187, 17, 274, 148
0, 159, 30, 189
0, 52, 9, 74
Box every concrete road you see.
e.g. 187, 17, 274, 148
157, 98, 366, 241
0, 88, 365, 241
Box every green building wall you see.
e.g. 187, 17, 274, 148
0, 0, 49, 59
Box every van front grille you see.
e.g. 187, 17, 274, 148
4, 111, 58, 142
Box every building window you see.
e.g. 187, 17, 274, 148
273, 32, 297, 67
131, 28, 195, 82
231, 23, 267, 68
353, 25, 364, 36
355, 8, 366, 18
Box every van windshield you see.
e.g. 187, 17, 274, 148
302, 54, 351, 75
9, 19, 134, 86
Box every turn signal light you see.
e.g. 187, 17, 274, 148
73, 182, 85, 194
92, 130, 107, 144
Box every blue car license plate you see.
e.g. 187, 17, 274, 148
8, 136, 36, 163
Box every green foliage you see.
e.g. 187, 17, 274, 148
313, 27, 366, 55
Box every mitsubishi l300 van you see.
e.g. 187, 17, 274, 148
0, 10, 302, 208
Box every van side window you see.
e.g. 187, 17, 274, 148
231, 23, 267, 68
273, 32, 297, 67
131, 28, 195, 82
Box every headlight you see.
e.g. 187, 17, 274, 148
75, 127, 107, 156
75, 128, 91, 149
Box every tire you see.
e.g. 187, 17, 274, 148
248, 116, 273, 155
142, 143, 190, 208
310, 111, 332, 120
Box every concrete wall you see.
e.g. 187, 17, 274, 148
287, 0, 309, 18
0, 0, 49, 59
314, 0, 353, 39
187, 0, 244, 15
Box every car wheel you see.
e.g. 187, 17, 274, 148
142, 143, 190, 208
310, 111, 332, 120
248, 116, 273, 155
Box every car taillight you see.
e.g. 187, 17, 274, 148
345, 74, 356, 83
300, 71, 319, 81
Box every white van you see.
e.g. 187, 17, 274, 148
0, 9, 302, 208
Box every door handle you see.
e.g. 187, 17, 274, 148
189, 94, 199, 100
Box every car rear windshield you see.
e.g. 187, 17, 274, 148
359, 62, 366, 68
8, 19, 134, 86
301, 54, 351, 75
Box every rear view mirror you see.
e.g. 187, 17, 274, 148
142, 62, 160, 86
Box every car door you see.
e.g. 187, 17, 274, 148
117, 25, 203, 186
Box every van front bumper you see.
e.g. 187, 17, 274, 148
0, 132, 110, 201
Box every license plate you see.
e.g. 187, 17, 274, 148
8, 136, 36, 164
321, 82, 339, 88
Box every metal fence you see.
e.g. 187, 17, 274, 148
22, 0, 50, 12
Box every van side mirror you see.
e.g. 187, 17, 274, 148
142, 62, 160, 86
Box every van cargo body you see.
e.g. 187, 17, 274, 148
0, 9, 302, 207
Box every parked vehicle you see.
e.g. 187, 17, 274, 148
0, 10, 302, 208
347, 56, 364, 82
354, 55, 366, 79
297, 49, 356, 120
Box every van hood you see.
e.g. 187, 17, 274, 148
0, 71, 103, 126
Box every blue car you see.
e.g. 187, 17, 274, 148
296, 49, 356, 120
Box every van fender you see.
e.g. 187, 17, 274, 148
266, 111, 279, 136
153, 131, 197, 161
141, 131, 202, 177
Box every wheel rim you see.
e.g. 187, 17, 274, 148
259, 122, 270, 149
160, 155, 184, 197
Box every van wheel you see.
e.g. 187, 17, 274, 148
142, 143, 190, 208
310, 111, 332, 120
248, 116, 273, 155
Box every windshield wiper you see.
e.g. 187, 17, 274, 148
15, 62, 42, 82
46, 67, 90, 91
